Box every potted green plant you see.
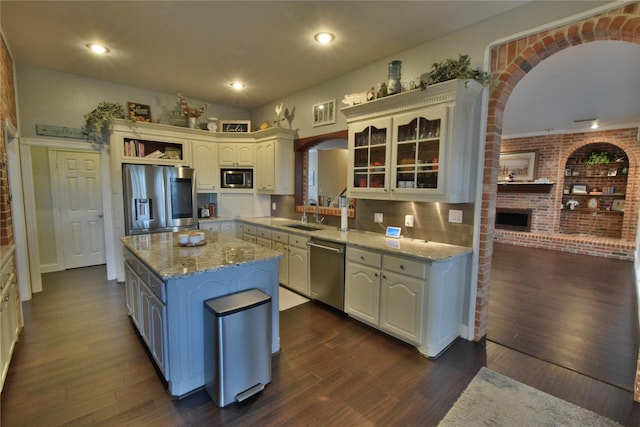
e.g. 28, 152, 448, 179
420, 54, 493, 88
585, 151, 610, 176
83, 102, 126, 141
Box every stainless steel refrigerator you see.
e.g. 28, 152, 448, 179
122, 164, 197, 235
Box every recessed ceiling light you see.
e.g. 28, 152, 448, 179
230, 82, 245, 90
314, 32, 335, 44
86, 43, 110, 54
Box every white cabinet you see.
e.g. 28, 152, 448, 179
1, 249, 21, 391
345, 246, 466, 357
123, 249, 167, 377
271, 231, 289, 286
287, 234, 309, 296
343, 79, 483, 203
191, 140, 218, 192
380, 255, 427, 345
345, 250, 381, 326
218, 143, 254, 167
255, 130, 295, 194
256, 226, 272, 249
347, 118, 392, 198
346, 247, 426, 346
243, 224, 257, 244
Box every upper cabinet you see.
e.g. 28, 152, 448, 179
342, 79, 483, 203
218, 142, 254, 167
191, 141, 218, 192
254, 128, 295, 194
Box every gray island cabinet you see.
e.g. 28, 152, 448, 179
121, 231, 281, 398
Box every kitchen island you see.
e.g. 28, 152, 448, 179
121, 231, 281, 398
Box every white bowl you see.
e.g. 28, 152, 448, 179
177, 233, 189, 244
188, 235, 201, 245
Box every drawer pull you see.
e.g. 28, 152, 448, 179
400, 265, 405, 270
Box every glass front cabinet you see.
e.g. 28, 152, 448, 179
344, 79, 483, 203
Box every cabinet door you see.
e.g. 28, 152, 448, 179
199, 222, 220, 233
380, 271, 425, 345
149, 293, 167, 377
219, 221, 237, 237
348, 118, 392, 199
391, 105, 447, 197
235, 144, 254, 166
345, 261, 380, 326
256, 141, 275, 191
139, 286, 152, 347
218, 144, 236, 166
192, 141, 218, 191
288, 246, 309, 296
271, 241, 289, 286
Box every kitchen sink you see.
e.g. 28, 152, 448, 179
284, 224, 322, 231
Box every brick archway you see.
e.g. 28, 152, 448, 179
476, 2, 640, 400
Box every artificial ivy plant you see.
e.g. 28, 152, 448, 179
83, 101, 126, 141
421, 54, 493, 88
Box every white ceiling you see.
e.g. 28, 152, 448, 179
503, 40, 640, 137
0, 0, 528, 109
2, 1, 638, 136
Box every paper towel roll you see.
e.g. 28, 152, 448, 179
340, 206, 348, 231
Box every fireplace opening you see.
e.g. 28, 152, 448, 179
495, 208, 532, 232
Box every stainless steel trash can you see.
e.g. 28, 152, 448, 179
203, 288, 272, 407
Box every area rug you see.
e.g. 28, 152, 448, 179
279, 286, 309, 311
438, 367, 621, 426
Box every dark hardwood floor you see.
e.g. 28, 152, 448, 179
488, 242, 639, 392
2, 258, 639, 426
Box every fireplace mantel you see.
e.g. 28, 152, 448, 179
497, 182, 554, 193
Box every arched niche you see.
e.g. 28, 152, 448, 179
561, 142, 629, 238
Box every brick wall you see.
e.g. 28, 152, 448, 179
476, 2, 640, 401
497, 129, 639, 250
1, 32, 17, 246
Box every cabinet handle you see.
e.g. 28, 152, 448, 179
382, 275, 387, 279
400, 265, 405, 270
374, 273, 379, 277
360, 256, 364, 260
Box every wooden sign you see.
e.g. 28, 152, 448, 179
219, 120, 251, 133
35, 124, 85, 139
128, 102, 152, 122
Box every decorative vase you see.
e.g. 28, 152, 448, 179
387, 60, 402, 95
187, 116, 196, 129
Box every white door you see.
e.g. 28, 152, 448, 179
56, 151, 106, 268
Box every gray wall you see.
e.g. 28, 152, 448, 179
249, 1, 607, 139
15, 65, 250, 138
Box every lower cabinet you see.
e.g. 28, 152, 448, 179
1, 249, 22, 391
200, 220, 242, 238
124, 249, 167, 377
287, 234, 309, 296
270, 230, 289, 286
345, 246, 467, 358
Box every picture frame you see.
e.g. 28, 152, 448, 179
571, 183, 588, 194
219, 120, 251, 133
564, 167, 572, 177
128, 102, 152, 122
499, 151, 536, 182
611, 199, 625, 212
312, 99, 336, 127
607, 168, 618, 177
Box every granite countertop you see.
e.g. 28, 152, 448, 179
121, 231, 281, 280
201, 217, 472, 262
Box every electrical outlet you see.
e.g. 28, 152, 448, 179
272, 202, 277, 211
374, 213, 383, 223
404, 214, 414, 227
448, 209, 463, 223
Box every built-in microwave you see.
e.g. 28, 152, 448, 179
221, 168, 253, 189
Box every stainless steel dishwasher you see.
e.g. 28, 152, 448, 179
307, 238, 345, 311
